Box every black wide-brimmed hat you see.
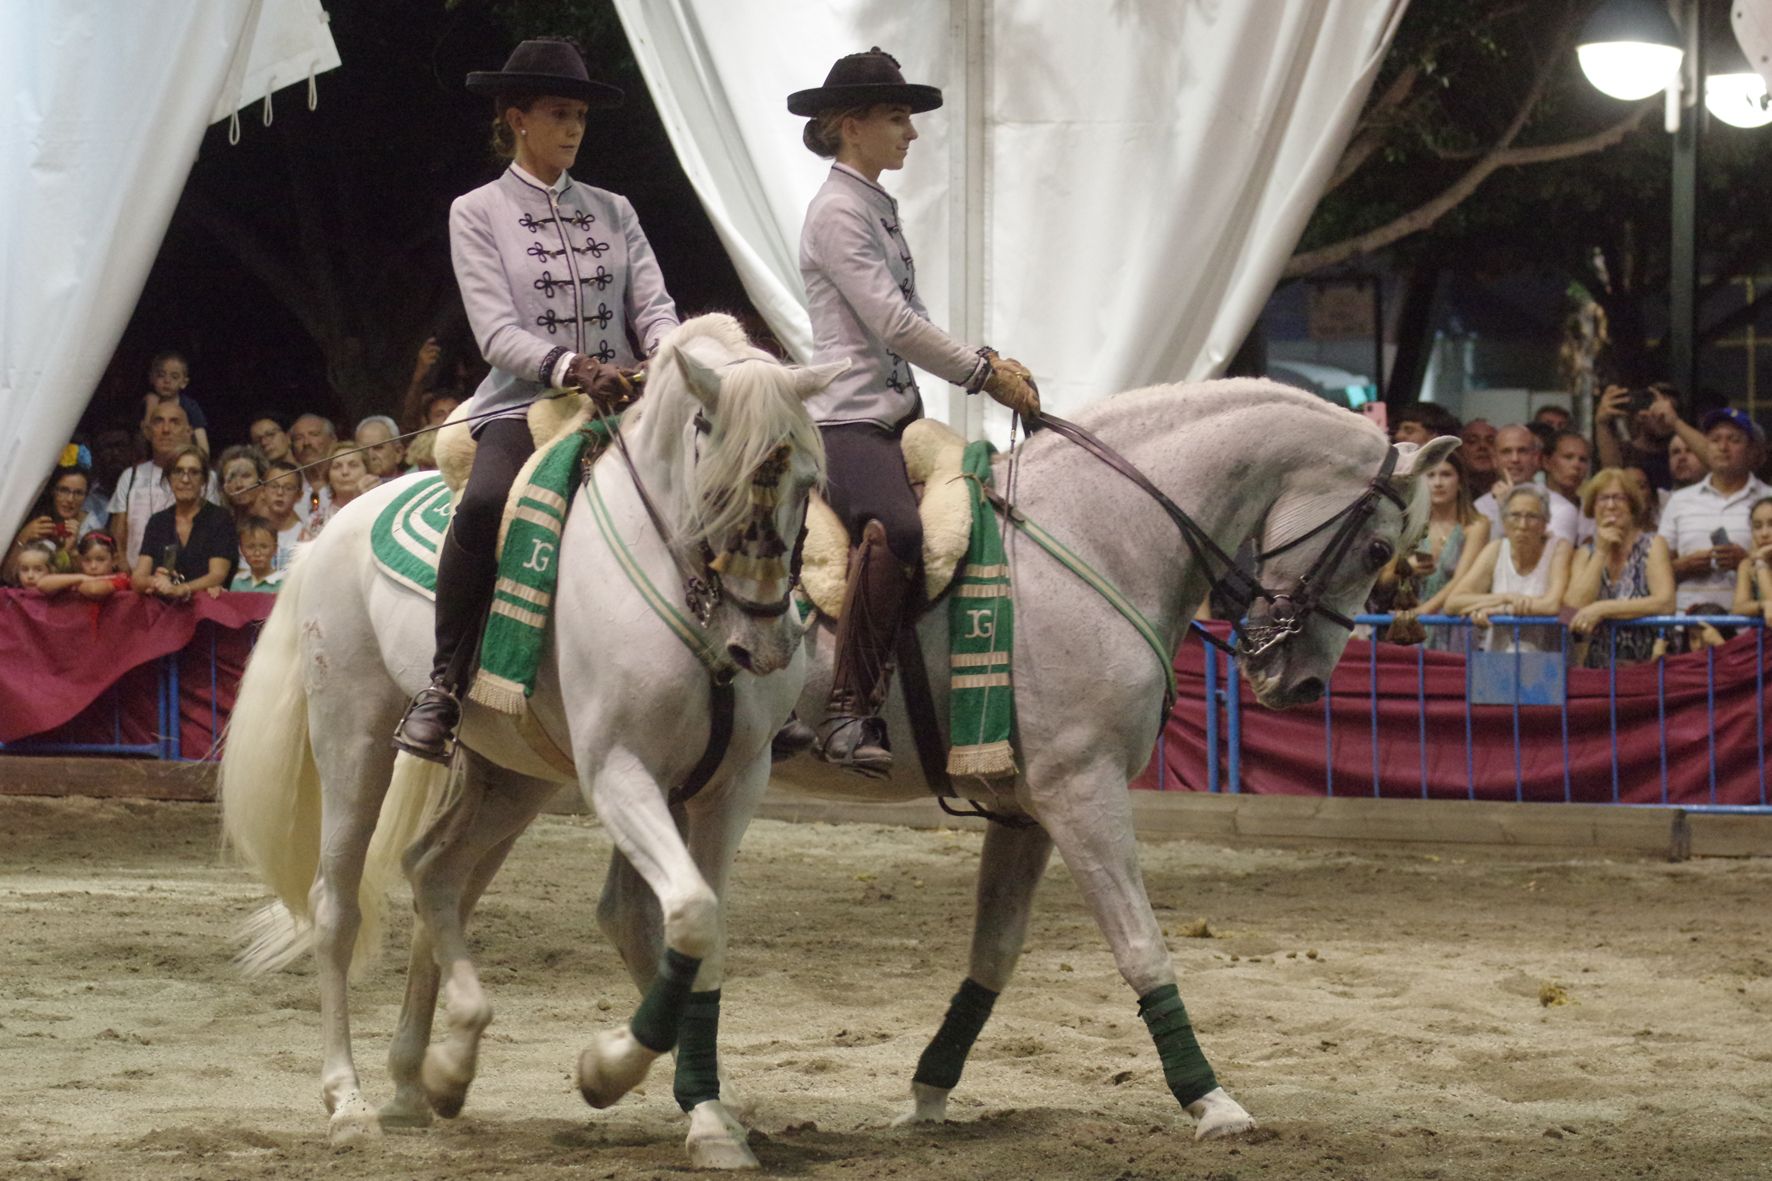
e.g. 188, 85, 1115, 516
466, 38, 624, 107
787, 47, 942, 116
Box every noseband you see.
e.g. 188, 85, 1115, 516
1033, 414, 1405, 659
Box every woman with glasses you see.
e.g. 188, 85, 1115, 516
1564, 468, 1674, 667
133, 444, 237, 600
3, 464, 100, 582
1446, 484, 1572, 653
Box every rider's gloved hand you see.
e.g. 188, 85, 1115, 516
982, 353, 1041, 419
567, 355, 637, 412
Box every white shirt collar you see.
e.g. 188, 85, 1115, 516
509, 161, 572, 195
830, 163, 896, 211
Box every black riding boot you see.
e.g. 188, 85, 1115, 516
816, 520, 913, 778
392, 531, 496, 763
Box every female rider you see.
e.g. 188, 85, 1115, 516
395, 37, 680, 762
788, 49, 1039, 776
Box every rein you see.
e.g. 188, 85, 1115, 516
1028, 412, 1405, 660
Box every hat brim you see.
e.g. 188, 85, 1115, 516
787, 83, 943, 117
467, 71, 625, 107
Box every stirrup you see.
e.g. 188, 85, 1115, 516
392, 684, 461, 765
814, 713, 892, 779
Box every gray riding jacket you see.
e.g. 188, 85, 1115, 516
453, 164, 680, 424
799, 164, 988, 428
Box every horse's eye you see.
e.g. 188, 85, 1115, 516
1366, 540, 1394, 568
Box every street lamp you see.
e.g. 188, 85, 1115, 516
1577, 0, 1684, 99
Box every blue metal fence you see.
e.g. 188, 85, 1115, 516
1184, 616, 1770, 814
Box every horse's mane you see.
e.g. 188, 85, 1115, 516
1077, 376, 1431, 545
646, 313, 827, 549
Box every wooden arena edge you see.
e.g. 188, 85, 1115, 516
3, 756, 1767, 858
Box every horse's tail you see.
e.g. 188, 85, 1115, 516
219, 545, 324, 974
219, 544, 453, 976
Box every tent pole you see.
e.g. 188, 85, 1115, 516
947, 0, 988, 440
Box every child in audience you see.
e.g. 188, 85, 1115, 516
143, 351, 210, 458
261, 460, 305, 567
11, 541, 55, 589
229, 518, 285, 592
35, 533, 131, 599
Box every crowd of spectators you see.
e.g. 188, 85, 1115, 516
6, 346, 452, 603
9, 350, 1772, 668
1367, 384, 1771, 664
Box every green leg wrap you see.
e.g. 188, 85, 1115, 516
911, 977, 999, 1090
631, 947, 701, 1054
1138, 983, 1218, 1106
672, 989, 722, 1112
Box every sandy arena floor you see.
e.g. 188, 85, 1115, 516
2, 795, 1770, 1180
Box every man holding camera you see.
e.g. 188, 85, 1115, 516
1595, 384, 1711, 491
1657, 407, 1768, 611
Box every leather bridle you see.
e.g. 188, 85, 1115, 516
602, 409, 801, 626
1031, 413, 1407, 660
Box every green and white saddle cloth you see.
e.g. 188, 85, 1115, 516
370, 420, 608, 715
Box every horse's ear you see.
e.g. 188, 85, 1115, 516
676, 345, 722, 412
1391, 435, 1461, 482
790, 359, 850, 401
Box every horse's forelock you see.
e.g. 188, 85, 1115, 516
678, 355, 825, 550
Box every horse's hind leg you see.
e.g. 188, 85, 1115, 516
895, 821, 1053, 1126
1029, 760, 1255, 1141
403, 748, 556, 1119
309, 717, 400, 1143
381, 824, 523, 1128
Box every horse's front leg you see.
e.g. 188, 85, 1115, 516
574, 746, 723, 1115
895, 820, 1054, 1126
1027, 756, 1256, 1141
403, 748, 555, 1119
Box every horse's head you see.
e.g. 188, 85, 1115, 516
1238, 434, 1460, 709
668, 332, 846, 675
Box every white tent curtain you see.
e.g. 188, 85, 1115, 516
615, 0, 1407, 439
0, 0, 339, 546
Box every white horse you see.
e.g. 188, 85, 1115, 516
776, 379, 1458, 1140
220, 313, 842, 1167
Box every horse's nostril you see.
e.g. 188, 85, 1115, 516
1293, 676, 1324, 704
726, 644, 755, 672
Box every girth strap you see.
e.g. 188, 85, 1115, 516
670, 678, 734, 807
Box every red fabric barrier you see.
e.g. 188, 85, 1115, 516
0, 590, 275, 758
1146, 624, 1769, 806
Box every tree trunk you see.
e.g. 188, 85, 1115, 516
1385, 260, 1441, 406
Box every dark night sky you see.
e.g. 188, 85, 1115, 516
88, 1, 752, 449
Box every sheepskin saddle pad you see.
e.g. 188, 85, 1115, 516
800, 418, 975, 619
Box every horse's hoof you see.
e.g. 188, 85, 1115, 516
421, 1046, 475, 1120
328, 1093, 383, 1145
685, 1100, 759, 1170
1187, 1087, 1257, 1140
577, 1026, 658, 1109
377, 1088, 435, 1130
889, 1081, 949, 1126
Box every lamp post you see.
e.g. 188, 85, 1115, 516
1576, 0, 1701, 401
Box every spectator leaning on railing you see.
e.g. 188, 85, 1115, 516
4, 462, 100, 582
1447, 483, 1572, 653
1731, 494, 1772, 627
1564, 468, 1675, 667
1658, 407, 1768, 612
1382, 449, 1489, 651
132, 444, 237, 601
